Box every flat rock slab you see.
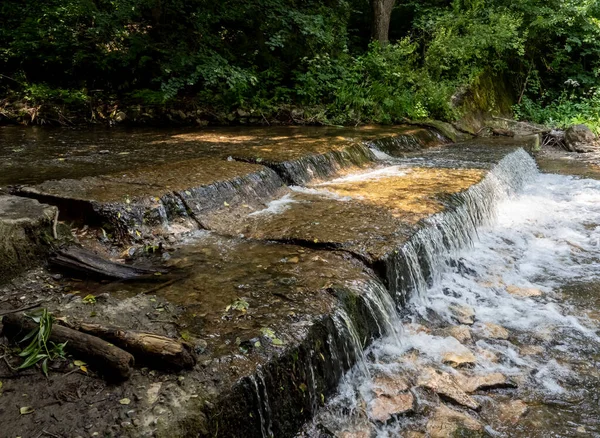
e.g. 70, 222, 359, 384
0, 125, 444, 186
235, 166, 486, 263
0, 195, 57, 281
11, 126, 448, 238
17, 158, 287, 238
396, 138, 535, 168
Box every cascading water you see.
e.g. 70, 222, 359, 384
392, 148, 539, 303
249, 370, 274, 438
300, 159, 600, 437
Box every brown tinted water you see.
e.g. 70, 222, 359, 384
0, 125, 431, 186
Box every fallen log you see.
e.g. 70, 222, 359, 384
2, 313, 134, 381
70, 322, 196, 370
51, 246, 162, 280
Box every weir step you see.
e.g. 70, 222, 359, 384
0, 130, 541, 438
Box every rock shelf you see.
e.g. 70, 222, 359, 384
0, 127, 543, 438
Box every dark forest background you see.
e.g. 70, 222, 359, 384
1, 0, 599, 129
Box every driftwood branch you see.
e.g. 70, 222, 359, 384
0, 303, 42, 317
490, 116, 548, 133
2, 313, 134, 381
69, 322, 196, 370
51, 246, 162, 280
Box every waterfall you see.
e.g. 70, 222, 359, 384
332, 309, 371, 379
388, 148, 539, 303
249, 369, 274, 438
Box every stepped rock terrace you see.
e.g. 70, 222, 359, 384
0, 125, 542, 438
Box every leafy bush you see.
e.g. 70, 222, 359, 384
295, 41, 457, 124
514, 86, 600, 134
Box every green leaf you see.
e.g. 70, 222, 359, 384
20, 406, 34, 415
19, 328, 38, 343
82, 294, 97, 304
18, 353, 47, 369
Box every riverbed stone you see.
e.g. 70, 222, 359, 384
506, 285, 543, 298
519, 345, 544, 356
498, 400, 529, 424
442, 349, 477, 368
371, 374, 410, 396
338, 425, 373, 438
444, 325, 472, 343
369, 392, 415, 422
476, 347, 499, 363
478, 322, 509, 340
0, 195, 58, 282
426, 405, 483, 438
417, 369, 480, 410
454, 372, 516, 393
449, 304, 476, 325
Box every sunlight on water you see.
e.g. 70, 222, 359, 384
301, 167, 600, 437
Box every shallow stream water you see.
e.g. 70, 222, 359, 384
300, 169, 600, 437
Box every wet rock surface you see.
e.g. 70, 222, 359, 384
0, 195, 58, 281
426, 405, 483, 438
0, 233, 388, 438
16, 158, 288, 238
417, 369, 480, 410
0, 125, 443, 186
301, 144, 600, 438
2, 126, 595, 438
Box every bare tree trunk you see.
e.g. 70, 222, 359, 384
371, 0, 396, 44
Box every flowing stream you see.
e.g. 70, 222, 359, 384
300, 166, 600, 437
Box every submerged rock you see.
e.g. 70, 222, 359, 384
371, 374, 410, 396
417, 369, 480, 410
442, 349, 477, 368
476, 347, 499, 363
405, 323, 432, 335
454, 372, 516, 393
498, 400, 529, 424
369, 374, 414, 422
519, 345, 544, 356
444, 325, 472, 343
479, 322, 509, 340
369, 392, 415, 423
506, 285, 543, 298
338, 425, 373, 438
426, 405, 483, 438
449, 304, 476, 325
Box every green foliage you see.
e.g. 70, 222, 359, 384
295, 41, 457, 124
22, 84, 89, 106
17, 309, 67, 376
0, 0, 599, 125
514, 87, 600, 134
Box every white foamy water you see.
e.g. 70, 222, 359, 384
289, 186, 353, 201
420, 173, 600, 335
305, 172, 600, 437
249, 193, 297, 216
370, 147, 395, 161
315, 165, 409, 186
